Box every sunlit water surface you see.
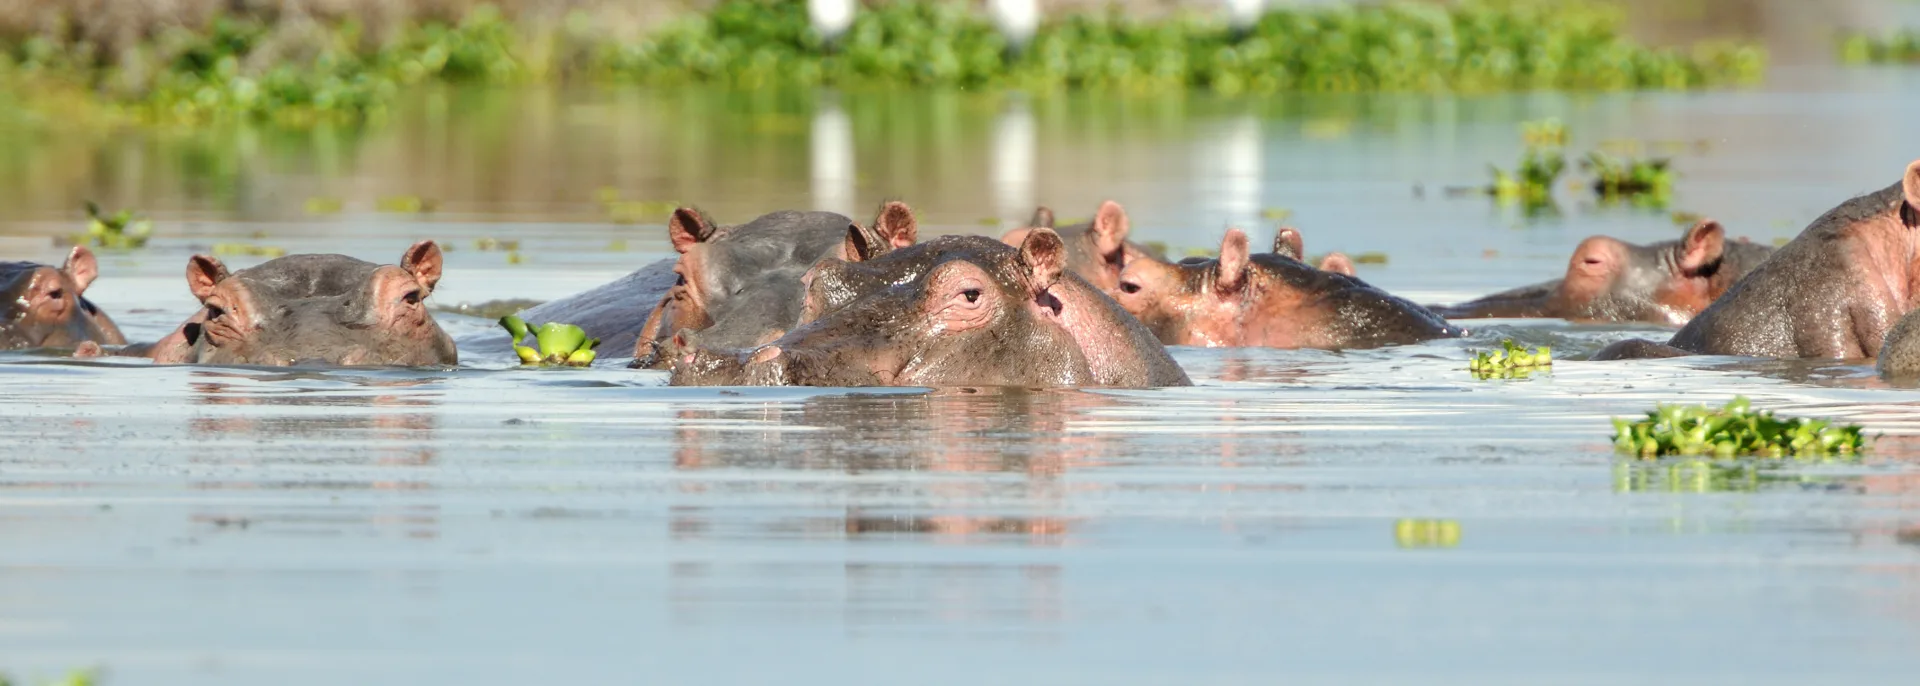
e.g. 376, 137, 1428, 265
7, 66, 1920, 684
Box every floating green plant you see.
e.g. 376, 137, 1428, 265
1840, 31, 1920, 65
0, 669, 98, 686
1488, 120, 1568, 209
1352, 252, 1388, 265
1468, 338, 1551, 379
210, 243, 288, 258
304, 197, 344, 215
500, 315, 598, 366
1393, 519, 1461, 548
1611, 396, 1869, 460
376, 195, 438, 214
80, 201, 152, 250
1584, 151, 1674, 206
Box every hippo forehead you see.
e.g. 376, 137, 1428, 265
234, 254, 382, 301
0, 262, 46, 294
1248, 253, 1375, 292
704, 211, 853, 271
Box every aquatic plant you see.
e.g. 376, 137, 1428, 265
1840, 31, 1920, 65
210, 243, 288, 258
1393, 519, 1461, 548
1611, 396, 1869, 460
80, 201, 152, 250
1468, 339, 1551, 379
0, 669, 98, 686
1487, 119, 1567, 209
500, 314, 598, 366
0, 0, 1767, 125
1583, 151, 1673, 206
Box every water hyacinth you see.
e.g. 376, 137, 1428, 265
1839, 31, 1920, 65
79, 201, 152, 250
1468, 338, 1551, 379
1583, 151, 1674, 206
1610, 396, 1870, 460
500, 315, 599, 367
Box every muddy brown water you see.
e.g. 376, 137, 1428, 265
7, 64, 1920, 683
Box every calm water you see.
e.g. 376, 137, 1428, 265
8, 65, 1920, 684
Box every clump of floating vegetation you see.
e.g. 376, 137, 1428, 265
79, 201, 152, 250
1584, 147, 1674, 206
0, 0, 1766, 125
1840, 31, 1920, 65
0, 669, 98, 686
210, 243, 288, 258
1487, 119, 1567, 210
1468, 339, 1552, 379
1483, 120, 1679, 211
500, 315, 598, 366
1611, 396, 1870, 460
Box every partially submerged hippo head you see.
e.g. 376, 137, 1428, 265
150, 241, 456, 366
632, 202, 917, 367
1000, 201, 1148, 293
1115, 228, 1461, 349
0, 246, 125, 350
1432, 219, 1773, 325
671, 230, 1190, 388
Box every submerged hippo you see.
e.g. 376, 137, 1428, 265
144, 241, 457, 366
671, 230, 1191, 388
1000, 201, 1159, 293
1596, 159, 1920, 361
0, 246, 125, 350
1115, 228, 1461, 349
1432, 220, 1772, 325
508, 203, 916, 368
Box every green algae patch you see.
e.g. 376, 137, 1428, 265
1468, 339, 1550, 379
501, 315, 598, 366
1611, 396, 1869, 460
79, 201, 152, 250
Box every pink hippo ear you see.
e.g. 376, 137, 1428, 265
1273, 227, 1304, 261
399, 240, 444, 293
1029, 206, 1055, 229
1678, 220, 1726, 273
1215, 228, 1251, 292
1090, 200, 1130, 262
1318, 252, 1357, 276
1903, 159, 1920, 229
185, 254, 231, 303
846, 201, 918, 261
62, 245, 99, 293
668, 207, 719, 254
1018, 227, 1068, 294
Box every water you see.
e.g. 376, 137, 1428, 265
8, 66, 1920, 683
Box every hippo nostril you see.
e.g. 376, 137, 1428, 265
749, 346, 783, 365
1034, 291, 1063, 317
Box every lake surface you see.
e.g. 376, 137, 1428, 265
7, 65, 1920, 684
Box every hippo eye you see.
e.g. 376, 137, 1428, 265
403, 290, 422, 305
205, 305, 226, 320
675, 274, 686, 287
962, 289, 981, 304
46, 288, 64, 301
1119, 281, 1142, 294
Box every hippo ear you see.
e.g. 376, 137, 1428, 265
62, 245, 99, 292
185, 255, 230, 303
668, 207, 718, 254
1273, 227, 1304, 260
400, 240, 444, 293
1216, 229, 1251, 292
1678, 220, 1726, 272
1018, 227, 1068, 293
1903, 159, 1920, 229
867, 201, 917, 251
1318, 252, 1357, 277
1029, 206, 1055, 229
1090, 200, 1129, 259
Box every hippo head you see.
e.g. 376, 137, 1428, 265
1116, 228, 1461, 349
1432, 219, 1773, 325
1000, 200, 1138, 293
633, 202, 917, 367
671, 229, 1189, 388
0, 246, 125, 350
151, 241, 456, 366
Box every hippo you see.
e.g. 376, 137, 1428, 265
1431, 220, 1773, 325
1596, 159, 1920, 361
503, 203, 916, 368
0, 246, 125, 350
142, 241, 457, 366
1114, 228, 1462, 349
1001, 201, 1158, 293
670, 229, 1191, 388
1879, 309, 1920, 378
1270, 226, 1356, 276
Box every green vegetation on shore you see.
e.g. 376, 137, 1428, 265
0, 0, 1766, 126
1840, 31, 1920, 65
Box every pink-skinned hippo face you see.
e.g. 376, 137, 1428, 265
0, 246, 126, 350
149, 241, 456, 367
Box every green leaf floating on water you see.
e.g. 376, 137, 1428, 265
499, 315, 597, 367
1610, 396, 1871, 460
1468, 339, 1551, 379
